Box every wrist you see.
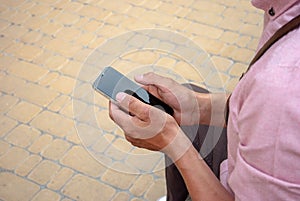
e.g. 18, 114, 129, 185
161, 129, 193, 162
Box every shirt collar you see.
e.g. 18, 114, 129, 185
251, 0, 300, 19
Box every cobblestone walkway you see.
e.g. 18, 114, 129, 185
0, 0, 263, 200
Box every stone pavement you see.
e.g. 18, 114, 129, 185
0, 0, 263, 200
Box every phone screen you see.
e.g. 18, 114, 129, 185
93, 67, 174, 115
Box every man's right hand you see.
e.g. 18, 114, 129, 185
134, 72, 207, 126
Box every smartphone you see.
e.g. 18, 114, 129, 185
93, 67, 174, 115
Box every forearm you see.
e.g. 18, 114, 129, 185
174, 146, 233, 201
197, 93, 230, 127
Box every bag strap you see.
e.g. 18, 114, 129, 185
225, 14, 300, 124
240, 14, 300, 79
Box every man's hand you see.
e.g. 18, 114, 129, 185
134, 72, 202, 126
109, 92, 192, 160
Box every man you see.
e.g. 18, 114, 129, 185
110, 0, 300, 200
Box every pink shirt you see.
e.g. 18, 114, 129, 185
221, 0, 300, 200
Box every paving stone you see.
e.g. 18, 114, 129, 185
0, 115, 18, 137
14, 82, 59, 107
0, 146, 29, 170
30, 110, 75, 138
31, 189, 61, 201
0, 140, 10, 156
28, 160, 61, 185
130, 174, 154, 197
15, 154, 42, 176
6, 101, 42, 123
5, 124, 40, 148
42, 139, 71, 160
49, 75, 76, 95
28, 134, 53, 154
0, 94, 19, 114
60, 146, 106, 177
0, 172, 40, 201
62, 174, 116, 201
47, 167, 74, 191
111, 192, 131, 201
101, 162, 138, 189
144, 178, 166, 201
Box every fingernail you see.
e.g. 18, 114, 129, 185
116, 92, 126, 102
135, 74, 143, 81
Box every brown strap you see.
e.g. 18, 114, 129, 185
245, 14, 300, 76
226, 14, 300, 124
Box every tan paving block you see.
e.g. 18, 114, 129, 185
141, 11, 174, 26
112, 192, 130, 201
205, 72, 230, 89
96, 109, 116, 132
0, 146, 29, 170
247, 37, 259, 50
0, 115, 18, 137
225, 77, 240, 92
140, 0, 161, 10
244, 12, 263, 25
123, 51, 160, 65
47, 167, 74, 191
157, 2, 181, 16
169, 18, 191, 31
126, 6, 147, 19
9, 10, 31, 24
0, 140, 10, 156
125, 149, 163, 173
229, 62, 248, 77
211, 56, 233, 72
4, 41, 24, 56
5, 124, 40, 147
144, 178, 166, 201
31, 189, 61, 201
186, 10, 222, 25
0, 36, 13, 51
186, 22, 224, 39
0, 172, 40, 201
60, 1, 83, 13
45, 38, 82, 58
74, 32, 96, 47
1, 25, 28, 39
219, 31, 240, 45
172, 61, 205, 83
0, 94, 18, 114
192, 1, 226, 13
223, 7, 247, 19
62, 174, 116, 201
28, 160, 61, 185
61, 146, 106, 177
78, 5, 110, 20
231, 48, 254, 63
101, 162, 138, 190
14, 82, 59, 107
129, 174, 154, 197
20, 30, 44, 44
44, 54, 68, 70
14, 44, 42, 61
15, 154, 42, 176
218, 17, 243, 32
40, 22, 63, 36
47, 95, 71, 112
23, 16, 49, 31
29, 134, 53, 154
30, 110, 74, 137
8, 60, 48, 82
38, 72, 60, 87
42, 139, 71, 160
60, 59, 82, 78
239, 23, 262, 38
55, 26, 81, 41
6, 101, 42, 123
49, 75, 76, 95
80, 19, 103, 33
98, 1, 131, 13
27, 3, 52, 17
0, 19, 11, 31
54, 12, 80, 26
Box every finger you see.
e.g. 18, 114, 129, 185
134, 72, 175, 90
116, 92, 151, 121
